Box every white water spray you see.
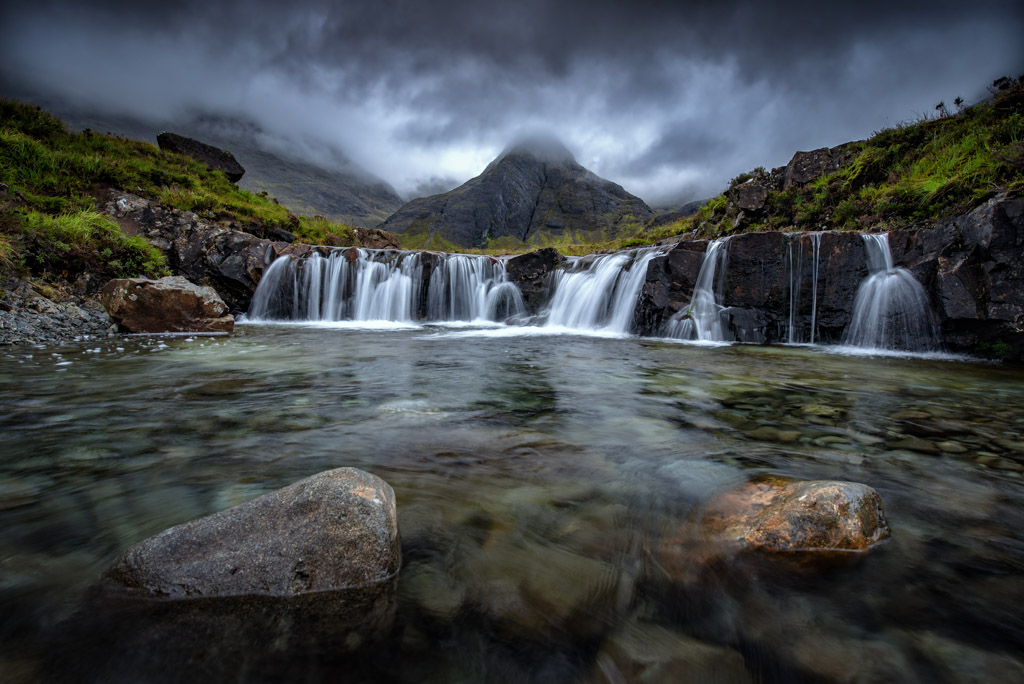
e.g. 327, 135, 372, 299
664, 238, 731, 342
245, 249, 524, 324
842, 234, 936, 351
427, 255, 525, 322
544, 248, 662, 334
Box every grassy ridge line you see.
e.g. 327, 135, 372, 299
0, 99, 360, 283
635, 80, 1024, 245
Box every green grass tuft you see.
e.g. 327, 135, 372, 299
12, 209, 168, 280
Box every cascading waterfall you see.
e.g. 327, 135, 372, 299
544, 248, 661, 334
246, 249, 422, 322
786, 232, 822, 344
842, 233, 936, 351
427, 255, 525, 322
664, 238, 730, 342
245, 249, 524, 324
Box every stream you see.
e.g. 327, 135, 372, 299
1, 324, 1022, 682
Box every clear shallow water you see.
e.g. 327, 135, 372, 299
1, 325, 1022, 682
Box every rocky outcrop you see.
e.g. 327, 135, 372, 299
104, 467, 399, 598
505, 247, 565, 314
727, 179, 769, 213
156, 132, 246, 183
781, 142, 858, 190
102, 191, 411, 314
104, 192, 282, 312
100, 276, 234, 333
352, 227, 401, 249
888, 195, 1024, 359
382, 139, 653, 248
635, 194, 1024, 359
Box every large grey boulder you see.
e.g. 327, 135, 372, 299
100, 275, 234, 334
104, 467, 399, 598
157, 132, 246, 182
54, 469, 402, 680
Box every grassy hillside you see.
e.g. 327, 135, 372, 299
631, 78, 1024, 245
0, 99, 360, 284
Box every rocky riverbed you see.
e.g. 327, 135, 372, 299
0, 277, 113, 346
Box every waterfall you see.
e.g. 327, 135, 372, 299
244, 249, 524, 324
426, 255, 525, 322
842, 234, 936, 351
664, 238, 730, 342
544, 248, 661, 334
786, 232, 822, 344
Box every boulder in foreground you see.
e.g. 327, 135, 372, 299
658, 475, 890, 582
699, 476, 891, 554
100, 276, 234, 334
104, 467, 399, 598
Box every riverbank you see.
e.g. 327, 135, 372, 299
0, 276, 112, 346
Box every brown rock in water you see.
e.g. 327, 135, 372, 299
104, 467, 399, 598
699, 475, 890, 554
657, 475, 890, 583
156, 132, 245, 183
100, 275, 234, 333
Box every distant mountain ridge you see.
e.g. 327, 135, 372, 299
226, 142, 403, 229
381, 138, 653, 248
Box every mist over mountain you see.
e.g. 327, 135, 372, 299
382, 138, 653, 248
25, 101, 403, 228
3, 1, 1019, 208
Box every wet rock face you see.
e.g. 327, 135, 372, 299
634, 195, 1023, 357
637, 241, 707, 332
104, 467, 400, 598
156, 132, 246, 183
100, 276, 234, 334
505, 247, 565, 314
699, 476, 891, 554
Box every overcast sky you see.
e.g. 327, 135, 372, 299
2, 0, 1022, 206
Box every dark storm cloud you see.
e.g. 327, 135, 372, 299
2, 0, 1022, 202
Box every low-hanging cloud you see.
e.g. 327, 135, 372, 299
2, 0, 1021, 205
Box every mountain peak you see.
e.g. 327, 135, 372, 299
501, 133, 576, 164
383, 139, 652, 248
